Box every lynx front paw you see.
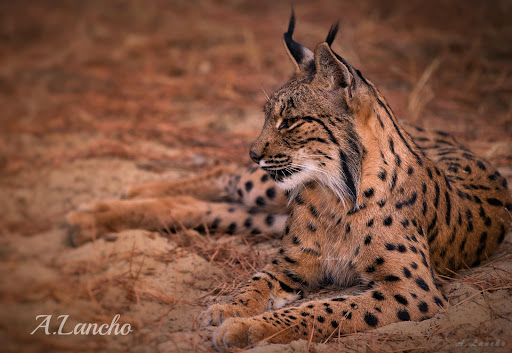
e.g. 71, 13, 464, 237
214, 318, 270, 351
65, 201, 115, 246
66, 211, 99, 247
202, 303, 256, 327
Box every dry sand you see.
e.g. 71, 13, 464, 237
1, 156, 511, 353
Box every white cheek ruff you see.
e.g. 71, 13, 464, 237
274, 161, 350, 208
275, 165, 315, 191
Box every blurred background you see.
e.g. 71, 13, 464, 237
1, 0, 511, 179
1, 1, 511, 352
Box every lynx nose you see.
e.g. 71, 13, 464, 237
249, 150, 263, 164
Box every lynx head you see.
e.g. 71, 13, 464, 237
250, 10, 373, 206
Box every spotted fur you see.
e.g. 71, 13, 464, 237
66, 11, 512, 351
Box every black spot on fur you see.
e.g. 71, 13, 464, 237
390, 170, 397, 191
284, 256, 297, 264
211, 217, 221, 229
476, 161, 486, 170
415, 278, 430, 291
266, 187, 276, 199
396, 193, 418, 209
486, 198, 503, 206
309, 205, 319, 217
339, 150, 358, 203
420, 250, 429, 268
285, 270, 308, 286
445, 191, 451, 225
383, 216, 393, 226
394, 294, 408, 305
244, 218, 253, 228
332, 297, 346, 302
256, 196, 266, 206
364, 312, 378, 327
228, 222, 237, 234
385, 275, 401, 282
295, 193, 305, 205
397, 309, 410, 321
363, 188, 374, 198
476, 231, 488, 256
372, 291, 385, 301
385, 243, 396, 251
403, 267, 412, 278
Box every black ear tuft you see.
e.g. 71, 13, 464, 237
325, 21, 339, 47
286, 7, 296, 37
283, 9, 315, 73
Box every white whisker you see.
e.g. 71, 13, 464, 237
261, 87, 270, 102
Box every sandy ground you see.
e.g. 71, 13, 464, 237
1, 156, 512, 353
1, 1, 512, 352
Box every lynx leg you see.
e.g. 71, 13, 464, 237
124, 165, 289, 213
123, 165, 240, 201
66, 196, 287, 246
213, 280, 445, 349
202, 214, 324, 327
211, 241, 447, 350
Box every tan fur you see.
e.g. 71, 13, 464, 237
66, 15, 512, 351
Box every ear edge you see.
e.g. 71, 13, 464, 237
283, 36, 301, 72
313, 42, 352, 88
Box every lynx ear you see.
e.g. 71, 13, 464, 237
283, 9, 314, 73
313, 42, 353, 89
